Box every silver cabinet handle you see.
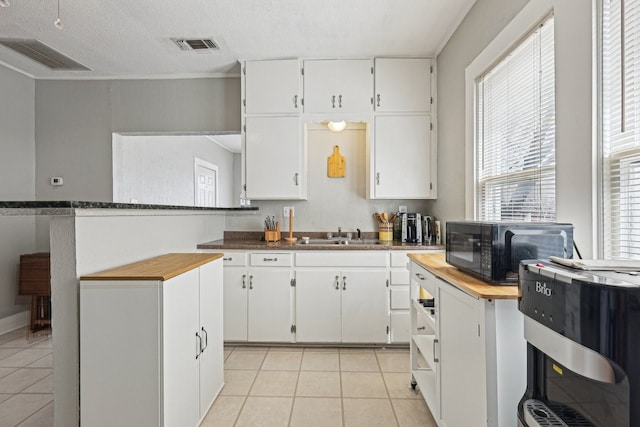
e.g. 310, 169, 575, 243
433, 338, 439, 363
242, 274, 246, 289
294, 173, 299, 186
201, 327, 208, 352
338, 94, 342, 108
335, 275, 340, 290
417, 326, 426, 331
342, 276, 347, 291
263, 257, 278, 262
332, 95, 336, 108
223, 257, 232, 261
249, 275, 253, 290
376, 172, 380, 185
376, 94, 381, 107
294, 94, 298, 108
415, 273, 425, 280
195, 332, 201, 359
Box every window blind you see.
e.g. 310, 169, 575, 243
476, 16, 556, 222
602, 0, 640, 260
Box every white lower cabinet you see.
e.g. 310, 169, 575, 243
295, 269, 389, 343
409, 258, 525, 427
222, 252, 294, 342
80, 254, 223, 427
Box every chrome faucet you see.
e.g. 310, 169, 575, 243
338, 227, 342, 238
356, 228, 361, 240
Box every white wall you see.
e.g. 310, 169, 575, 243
436, 0, 595, 257
225, 123, 433, 233
113, 134, 238, 207
0, 65, 36, 321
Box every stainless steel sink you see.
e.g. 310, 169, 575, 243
296, 239, 381, 246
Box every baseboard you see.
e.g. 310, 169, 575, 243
0, 310, 29, 335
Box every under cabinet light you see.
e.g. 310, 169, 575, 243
327, 120, 347, 132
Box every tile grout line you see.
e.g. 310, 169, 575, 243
376, 351, 401, 427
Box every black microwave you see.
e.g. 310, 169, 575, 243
445, 221, 573, 284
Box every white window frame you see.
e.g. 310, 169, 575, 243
465, 0, 555, 219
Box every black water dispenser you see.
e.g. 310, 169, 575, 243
517, 260, 640, 427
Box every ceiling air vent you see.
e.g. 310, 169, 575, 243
0, 39, 90, 70
171, 38, 220, 53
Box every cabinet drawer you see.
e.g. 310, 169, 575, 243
390, 287, 410, 309
296, 252, 387, 267
390, 270, 410, 285
390, 252, 409, 268
411, 263, 437, 296
222, 253, 247, 266
250, 253, 292, 267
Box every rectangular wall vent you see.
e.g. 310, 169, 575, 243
0, 39, 91, 70
171, 38, 220, 53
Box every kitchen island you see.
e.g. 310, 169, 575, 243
0, 201, 256, 427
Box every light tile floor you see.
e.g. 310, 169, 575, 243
0, 327, 53, 427
0, 327, 437, 427
202, 346, 437, 427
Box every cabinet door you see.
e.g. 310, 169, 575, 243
198, 260, 224, 417
245, 116, 304, 200
295, 270, 342, 342
341, 270, 389, 343
247, 269, 293, 342
223, 267, 248, 341
373, 115, 433, 199
244, 59, 301, 114
374, 58, 431, 112
438, 282, 485, 427
303, 59, 373, 113
337, 59, 373, 112
162, 269, 200, 427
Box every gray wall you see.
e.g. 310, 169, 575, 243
435, 0, 596, 256
0, 65, 35, 321
34, 78, 241, 202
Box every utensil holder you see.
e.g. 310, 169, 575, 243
379, 222, 393, 241
265, 222, 281, 242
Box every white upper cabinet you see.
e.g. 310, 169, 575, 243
374, 58, 432, 112
244, 116, 306, 200
373, 115, 435, 199
303, 59, 373, 113
244, 59, 301, 114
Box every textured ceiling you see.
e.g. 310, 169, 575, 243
0, 0, 476, 79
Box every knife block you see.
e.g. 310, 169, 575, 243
264, 223, 281, 242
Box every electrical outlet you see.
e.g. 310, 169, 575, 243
283, 206, 294, 217
399, 205, 407, 213
50, 177, 64, 186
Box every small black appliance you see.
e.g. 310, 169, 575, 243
445, 221, 573, 284
401, 213, 422, 244
517, 260, 640, 426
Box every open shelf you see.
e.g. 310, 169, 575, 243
411, 368, 437, 414
413, 299, 436, 330
412, 334, 436, 371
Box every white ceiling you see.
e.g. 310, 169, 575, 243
0, 0, 476, 79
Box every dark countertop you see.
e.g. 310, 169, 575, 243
198, 232, 443, 251
0, 201, 259, 215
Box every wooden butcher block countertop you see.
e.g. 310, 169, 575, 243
408, 253, 520, 300
80, 253, 223, 281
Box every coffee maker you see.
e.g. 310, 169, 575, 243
401, 213, 422, 243
517, 260, 640, 427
